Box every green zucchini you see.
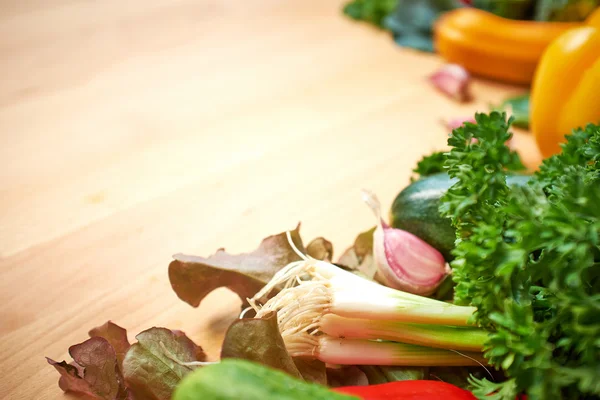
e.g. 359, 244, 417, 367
389, 173, 531, 261
172, 359, 356, 400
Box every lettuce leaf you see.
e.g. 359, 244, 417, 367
46, 337, 129, 400
89, 321, 131, 368
327, 366, 369, 387
169, 225, 304, 308
293, 359, 328, 385
220, 311, 328, 384
122, 327, 206, 400
48, 322, 205, 400
306, 237, 334, 262
337, 227, 376, 279
220, 311, 303, 380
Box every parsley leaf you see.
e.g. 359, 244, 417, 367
440, 112, 524, 322
441, 114, 600, 399
412, 151, 447, 181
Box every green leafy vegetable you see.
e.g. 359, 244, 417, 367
89, 321, 131, 368
306, 237, 334, 262
221, 310, 329, 384
441, 113, 600, 399
122, 327, 206, 400
473, 0, 536, 19
343, 0, 398, 27
327, 366, 369, 388
48, 227, 335, 398
337, 226, 376, 279
359, 365, 390, 384
220, 311, 304, 380
536, 124, 600, 189
48, 322, 207, 400
169, 225, 305, 308
428, 366, 501, 390
342, 0, 461, 52
294, 359, 328, 386
493, 94, 530, 129
47, 337, 128, 400
440, 112, 524, 324
360, 365, 495, 388
383, 0, 462, 52
534, 0, 599, 21
379, 366, 427, 381
172, 359, 357, 400
412, 151, 447, 181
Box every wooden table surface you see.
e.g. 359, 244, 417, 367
0, 1, 540, 398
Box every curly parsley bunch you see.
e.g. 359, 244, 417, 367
439, 112, 600, 400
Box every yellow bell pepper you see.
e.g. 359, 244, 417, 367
586, 7, 600, 27
530, 18, 600, 157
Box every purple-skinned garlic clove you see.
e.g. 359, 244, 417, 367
362, 190, 450, 296
429, 64, 472, 103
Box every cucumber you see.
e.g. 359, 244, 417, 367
172, 359, 355, 400
389, 173, 531, 261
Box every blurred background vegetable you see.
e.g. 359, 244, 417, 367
535, 0, 599, 21
493, 94, 531, 129
173, 359, 484, 400
342, 0, 598, 56
173, 359, 357, 400
428, 64, 472, 102
530, 19, 600, 156
433, 8, 579, 84
472, 0, 535, 19
382, 0, 461, 52
343, 0, 399, 27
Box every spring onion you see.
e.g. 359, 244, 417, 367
319, 314, 488, 352
248, 232, 489, 367
253, 258, 475, 327
286, 334, 487, 367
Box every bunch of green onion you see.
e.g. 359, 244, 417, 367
248, 232, 490, 368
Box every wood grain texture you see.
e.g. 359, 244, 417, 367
0, 0, 541, 398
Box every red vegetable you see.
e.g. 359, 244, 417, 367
333, 380, 476, 400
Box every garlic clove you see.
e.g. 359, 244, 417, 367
429, 64, 472, 103
363, 190, 450, 296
